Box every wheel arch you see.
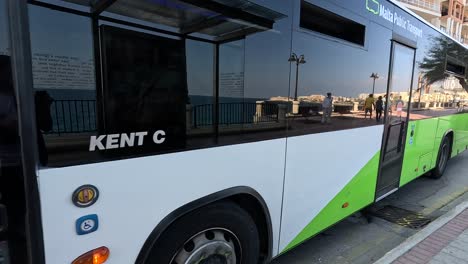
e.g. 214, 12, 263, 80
441, 129, 454, 158
135, 186, 273, 264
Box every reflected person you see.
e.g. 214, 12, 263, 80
376, 96, 383, 122
395, 96, 404, 120
364, 94, 375, 119
456, 100, 463, 113
0, 56, 18, 147
35, 91, 54, 166
321, 92, 333, 124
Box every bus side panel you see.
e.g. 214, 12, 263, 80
400, 118, 439, 186
443, 113, 468, 157
430, 113, 468, 168
279, 125, 383, 251
38, 139, 286, 264
400, 113, 468, 187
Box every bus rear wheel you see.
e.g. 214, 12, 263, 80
429, 136, 451, 179
145, 201, 260, 264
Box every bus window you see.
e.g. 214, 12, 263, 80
185, 39, 215, 149
29, 6, 96, 167
288, 1, 392, 136
410, 34, 468, 119
30, 1, 292, 168
100, 25, 188, 154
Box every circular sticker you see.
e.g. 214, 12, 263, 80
72, 185, 99, 208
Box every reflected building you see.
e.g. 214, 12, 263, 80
396, 0, 468, 47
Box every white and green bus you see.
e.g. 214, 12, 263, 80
0, 0, 467, 263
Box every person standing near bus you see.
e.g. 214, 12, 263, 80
364, 94, 375, 119
376, 96, 383, 122
321, 92, 333, 124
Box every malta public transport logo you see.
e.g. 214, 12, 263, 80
365, 0, 423, 37
366, 0, 380, 15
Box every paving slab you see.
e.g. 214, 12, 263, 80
374, 204, 468, 264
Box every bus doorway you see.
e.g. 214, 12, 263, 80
376, 41, 416, 200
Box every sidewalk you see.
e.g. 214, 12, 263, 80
375, 201, 468, 264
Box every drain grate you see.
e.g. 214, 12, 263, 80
370, 205, 432, 229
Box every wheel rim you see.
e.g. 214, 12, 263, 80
438, 141, 449, 172
170, 228, 241, 264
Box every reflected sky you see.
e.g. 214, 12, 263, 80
390, 43, 415, 94
28, 5, 93, 61
293, 20, 391, 98
186, 40, 214, 97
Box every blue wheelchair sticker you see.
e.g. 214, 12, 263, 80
76, 214, 99, 235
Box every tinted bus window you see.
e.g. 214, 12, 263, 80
29, 6, 96, 167
32, 1, 293, 167
101, 25, 187, 156
410, 26, 468, 119
289, 0, 392, 136
300, 1, 365, 46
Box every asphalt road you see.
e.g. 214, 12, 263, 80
271, 151, 468, 264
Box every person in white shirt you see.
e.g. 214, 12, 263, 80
321, 92, 333, 124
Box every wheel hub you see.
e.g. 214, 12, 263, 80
171, 229, 238, 264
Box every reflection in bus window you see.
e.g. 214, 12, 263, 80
30, 1, 292, 167
0, 55, 20, 167
410, 36, 468, 120
186, 39, 216, 148
101, 25, 187, 155
387, 43, 415, 124
286, 10, 393, 136
29, 6, 97, 167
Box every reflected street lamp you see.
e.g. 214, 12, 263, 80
289, 53, 306, 101
370, 72, 379, 94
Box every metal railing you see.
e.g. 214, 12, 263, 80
192, 102, 279, 128
48, 100, 97, 135
398, 0, 440, 12
47, 100, 279, 134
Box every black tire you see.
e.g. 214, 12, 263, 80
429, 136, 451, 179
144, 201, 260, 264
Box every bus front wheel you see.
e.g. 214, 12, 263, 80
429, 136, 452, 179
145, 201, 260, 264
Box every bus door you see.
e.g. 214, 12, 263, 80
375, 41, 416, 200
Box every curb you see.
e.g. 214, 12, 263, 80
373, 200, 468, 264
